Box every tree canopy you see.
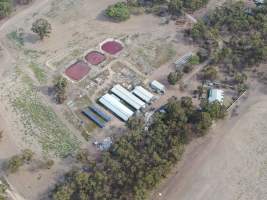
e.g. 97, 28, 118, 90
106, 2, 130, 21
0, 0, 12, 18
52, 97, 225, 199
187, 1, 267, 69
31, 18, 52, 40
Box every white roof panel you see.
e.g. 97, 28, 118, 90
99, 94, 134, 121
111, 84, 146, 110
208, 89, 224, 103
132, 86, 154, 103
151, 80, 165, 92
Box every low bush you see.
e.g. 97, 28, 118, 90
106, 2, 130, 21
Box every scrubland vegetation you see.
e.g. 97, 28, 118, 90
187, 1, 267, 70
106, 0, 210, 21
52, 97, 226, 199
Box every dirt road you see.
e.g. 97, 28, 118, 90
151, 82, 267, 200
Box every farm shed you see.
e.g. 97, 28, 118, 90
99, 94, 134, 121
111, 84, 146, 110
150, 80, 165, 94
208, 89, 224, 103
132, 86, 154, 103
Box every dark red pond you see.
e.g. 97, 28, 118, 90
101, 41, 123, 55
85, 51, 106, 65
65, 61, 90, 81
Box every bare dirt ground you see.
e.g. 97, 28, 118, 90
151, 80, 267, 200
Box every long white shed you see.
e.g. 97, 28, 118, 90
99, 94, 134, 121
111, 84, 146, 110
132, 86, 154, 103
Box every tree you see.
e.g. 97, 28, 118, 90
197, 48, 209, 62
202, 66, 217, 81
234, 73, 247, 84
54, 76, 68, 104
182, 0, 209, 11
106, 2, 130, 21
168, 71, 183, 85
168, 72, 178, 85
127, 116, 145, 130
53, 185, 74, 200
196, 112, 212, 135
188, 55, 200, 65
196, 85, 204, 98
6, 155, 23, 173
0, 183, 7, 200
168, 0, 183, 16
183, 64, 193, 73
0, 0, 12, 18
0, 130, 3, 142
31, 18, 52, 40
201, 101, 226, 119
21, 149, 34, 162
76, 149, 90, 164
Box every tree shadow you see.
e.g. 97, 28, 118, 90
23, 32, 40, 44
95, 9, 119, 23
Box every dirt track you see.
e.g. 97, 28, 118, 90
151, 81, 267, 200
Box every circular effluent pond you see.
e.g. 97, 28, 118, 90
101, 41, 123, 55
85, 51, 106, 65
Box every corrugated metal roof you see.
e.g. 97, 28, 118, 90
150, 80, 165, 92
111, 84, 146, 110
208, 89, 224, 103
99, 94, 134, 121
174, 52, 193, 68
132, 86, 154, 103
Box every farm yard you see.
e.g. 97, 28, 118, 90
0, 0, 266, 200
0, 0, 198, 198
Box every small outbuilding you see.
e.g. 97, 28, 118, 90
208, 89, 224, 103
150, 80, 165, 94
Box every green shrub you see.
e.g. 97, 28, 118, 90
182, 0, 209, 11
6, 155, 23, 173
183, 64, 193, 73
106, 2, 130, 21
0, 0, 12, 18
168, 71, 183, 85
189, 55, 200, 65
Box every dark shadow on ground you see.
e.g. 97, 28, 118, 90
95, 9, 119, 23
23, 33, 40, 44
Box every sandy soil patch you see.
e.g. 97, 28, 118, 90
151, 82, 267, 200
